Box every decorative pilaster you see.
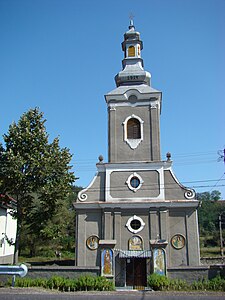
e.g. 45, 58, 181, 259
104, 210, 112, 240
108, 106, 117, 163
149, 104, 161, 161
149, 210, 159, 240
159, 210, 168, 241
114, 210, 121, 249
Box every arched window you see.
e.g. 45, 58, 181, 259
128, 46, 135, 57
137, 45, 140, 56
127, 118, 141, 139
123, 114, 144, 149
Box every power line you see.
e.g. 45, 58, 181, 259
73, 160, 219, 173
209, 173, 225, 193
74, 178, 225, 194
0, 149, 220, 166
72, 149, 221, 166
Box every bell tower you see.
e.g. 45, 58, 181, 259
105, 20, 162, 163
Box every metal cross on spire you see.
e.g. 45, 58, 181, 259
129, 13, 135, 29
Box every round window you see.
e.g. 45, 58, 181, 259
130, 219, 141, 230
130, 177, 140, 189
126, 215, 145, 234
126, 172, 143, 192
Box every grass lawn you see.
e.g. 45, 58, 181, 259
18, 250, 75, 264
200, 246, 222, 257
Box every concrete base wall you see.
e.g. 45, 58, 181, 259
0, 266, 100, 285
167, 265, 225, 283
27, 266, 100, 279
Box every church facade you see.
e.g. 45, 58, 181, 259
74, 22, 200, 288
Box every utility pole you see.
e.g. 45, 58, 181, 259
219, 214, 224, 261
217, 147, 225, 261
217, 148, 225, 163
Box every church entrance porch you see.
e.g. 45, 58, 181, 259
115, 250, 151, 289
126, 258, 147, 288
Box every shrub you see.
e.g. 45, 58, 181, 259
191, 276, 225, 291
11, 275, 115, 292
76, 275, 95, 291
148, 273, 225, 292
47, 276, 65, 290
205, 276, 225, 291
147, 273, 170, 291
94, 276, 114, 291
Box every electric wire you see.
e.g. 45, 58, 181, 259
74, 178, 225, 194
1, 149, 224, 194
209, 173, 225, 193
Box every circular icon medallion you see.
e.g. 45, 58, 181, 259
171, 234, 185, 250
86, 235, 99, 250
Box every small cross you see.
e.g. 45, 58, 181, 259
129, 13, 135, 22
129, 13, 135, 28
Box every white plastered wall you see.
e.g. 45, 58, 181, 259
0, 207, 17, 259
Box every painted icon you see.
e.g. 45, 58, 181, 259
153, 248, 166, 276
171, 234, 185, 250
86, 235, 99, 250
101, 248, 113, 276
128, 235, 143, 250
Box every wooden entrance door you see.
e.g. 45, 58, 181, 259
126, 258, 147, 288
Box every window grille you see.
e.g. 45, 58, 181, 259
127, 118, 141, 139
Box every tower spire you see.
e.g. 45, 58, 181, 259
115, 22, 151, 87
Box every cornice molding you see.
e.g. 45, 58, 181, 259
74, 200, 200, 210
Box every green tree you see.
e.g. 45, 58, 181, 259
197, 190, 224, 246
25, 185, 82, 257
0, 108, 75, 262
197, 190, 221, 202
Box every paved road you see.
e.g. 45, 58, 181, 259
0, 288, 225, 300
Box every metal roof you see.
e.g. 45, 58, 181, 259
118, 250, 151, 258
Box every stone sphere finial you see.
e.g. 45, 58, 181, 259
166, 152, 171, 161
98, 155, 104, 163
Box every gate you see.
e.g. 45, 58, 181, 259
126, 258, 147, 288
114, 249, 151, 290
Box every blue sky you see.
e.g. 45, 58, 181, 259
0, 0, 224, 198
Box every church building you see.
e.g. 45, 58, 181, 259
74, 21, 200, 288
